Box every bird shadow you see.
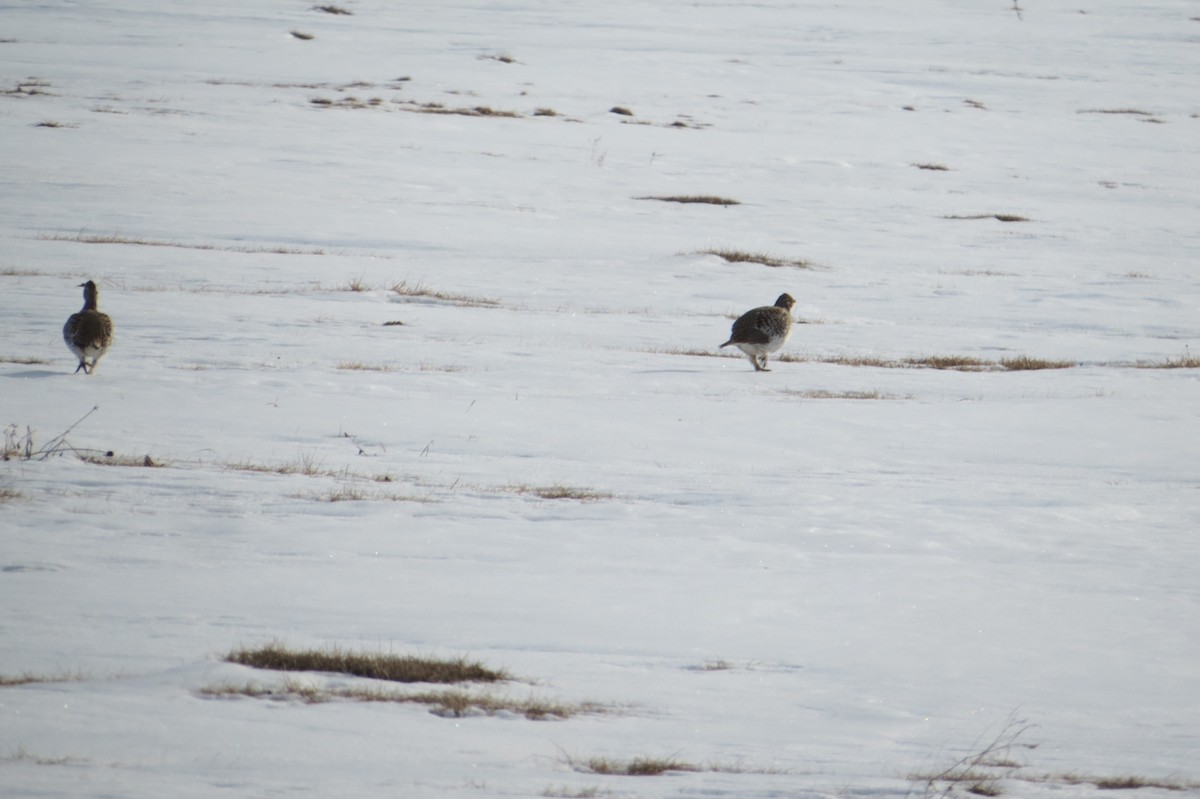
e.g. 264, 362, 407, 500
1, 369, 63, 379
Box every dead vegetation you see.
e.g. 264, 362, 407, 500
696, 248, 816, 269
943, 213, 1031, 223
202, 679, 607, 719
226, 642, 508, 683
0, 671, 84, 686
37, 232, 327, 255
913, 162, 951, 171
391, 279, 500, 307
504, 484, 614, 502
638, 195, 741, 206
1, 78, 54, 97
312, 4, 352, 14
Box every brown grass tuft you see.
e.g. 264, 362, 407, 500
696, 248, 815, 269
639, 195, 740, 206
226, 643, 509, 684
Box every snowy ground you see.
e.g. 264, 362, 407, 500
2, 2, 1198, 797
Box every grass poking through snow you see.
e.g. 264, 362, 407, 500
226, 643, 509, 684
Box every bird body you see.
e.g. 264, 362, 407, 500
720, 293, 795, 371
63, 280, 113, 374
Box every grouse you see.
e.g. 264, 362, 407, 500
720, 293, 795, 371
63, 280, 114, 374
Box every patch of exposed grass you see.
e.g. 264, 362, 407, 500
638, 194, 741, 206
0, 671, 83, 686
569, 755, 701, 776
399, 102, 522, 118
999, 355, 1074, 371
312, 4, 352, 14
0, 355, 51, 364
0, 487, 23, 502
336, 361, 396, 372
391, 280, 500, 307
1135, 354, 1200, 369
563, 753, 786, 778
943, 213, 1030, 223
1050, 773, 1195, 791
36, 232, 326, 255
2, 746, 82, 767
202, 678, 607, 720
1078, 108, 1154, 116
34, 120, 78, 128
223, 456, 397, 484
913, 162, 950, 171
1, 78, 53, 96
226, 643, 510, 684
905, 355, 993, 371
507, 484, 614, 502
696, 248, 816, 269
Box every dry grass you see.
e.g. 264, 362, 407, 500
943, 213, 1030, 223
34, 120, 78, 128
909, 714, 1037, 798
562, 753, 787, 778
913, 162, 951, 171
1135, 354, 1200, 369
336, 361, 396, 372
1050, 773, 1195, 791
696, 248, 816, 269
0, 355, 51, 364
638, 194, 741, 206
37, 232, 326, 255
0, 486, 23, 502
312, 4, 352, 14
999, 355, 1074, 371
391, 279, 500, 307
905, 355, 993, 371
399, 102, 522, 118
202, 678, 607, 720
0, 671, 83, 686
506, 484, 614, 502
227, 642, 509, 684
567, 755, 701, 776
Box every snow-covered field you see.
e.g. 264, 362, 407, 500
2, 2, 1198, 796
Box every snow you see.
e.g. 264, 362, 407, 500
1, 1, 1198, 797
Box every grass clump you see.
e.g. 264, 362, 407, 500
697, 248, 815, 269
999, 355, 1074, 371
0, 671, 82, 686
569, 755, 701, 776
905, 355, 992, 371
391, 280, 500, 307
913, 162, 950, 171
1135, 353, 1200, 369
508, 484, 614, 502
638, 194, 740, 206
202, 679, 607, 720
312, 4, 352, 13
226, 643, 509, 684
944, 213, 1030, 223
